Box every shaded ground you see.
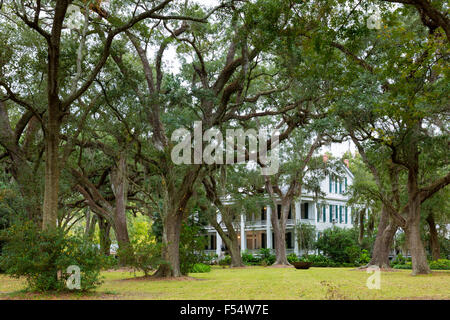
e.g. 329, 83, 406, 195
0, 266, 448, 300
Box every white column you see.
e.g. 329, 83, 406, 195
216, 211, 222, 257
266, 206, 272, 249
240, 214, 246, 252
294, 200, 301, 255
216, 232, 222, 257
314, 201, 318, 226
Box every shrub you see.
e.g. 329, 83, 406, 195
287, 253, 299, 264
294, 222, 317, 253
393, 262, 412, 270
202, 253, 218, 265
118, 237, 166, 277
316, 227, 359, 263
300, 254, 338, 267
356, 249, 370, 266
179, 223, 208, 275
0, 223, 105, 292
392, 259, 449, 270
391, 253, 406, 267
219, 255, 231, 267
259, 248, 275, 265
241, 251, 261, 266
190, 263, 211, 273
99, 254, 118, 271
344, 246, 361, 264
429, 259, 450, 270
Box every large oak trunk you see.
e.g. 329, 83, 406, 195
271, 204, 289, 265
426, 213, 440, 260
99, 217, 112, 256
406, 221, 430, 275
154, 211, 183, 277
369, 206, 397, 268
406, 166, 431, 275
111, 151, 130, 256
229, 242, 244, 267
42, 127, 60, 230
223, 220, 244, 267
42, 1, 66, 230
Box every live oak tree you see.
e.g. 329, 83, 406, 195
202, 165, 269, 268
202, 168, 245, 268
263, 131, 326, 265
0, 0, 447, 281
332, 6, 449, 274
0, 0, 201, 230
100, 0, 306, 276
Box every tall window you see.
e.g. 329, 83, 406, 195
322, 205, 326, 222
302, 203, 309, 219
261, 206, 267, 221
286, 232, 293, 249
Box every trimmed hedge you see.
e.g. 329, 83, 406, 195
393, 259, 450, 270
299, 254, 358, 267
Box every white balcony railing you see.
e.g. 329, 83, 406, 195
245, 220, 267, 227
241, 248, 296, 255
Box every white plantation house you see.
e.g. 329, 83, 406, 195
203, 162, 355, 257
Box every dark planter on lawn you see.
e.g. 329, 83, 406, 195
293, 261, 312, 269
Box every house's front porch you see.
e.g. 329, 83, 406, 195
203, 228, 297, 257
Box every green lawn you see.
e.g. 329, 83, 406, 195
1, 266, 449, 300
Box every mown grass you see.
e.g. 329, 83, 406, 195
0, 266, 449, 300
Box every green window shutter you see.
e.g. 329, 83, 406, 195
329, 205, 332, 222
339, 206, 343, 223
323, 206, 326, 222
335, 205, 338, 222
339, 179, 342, 194
317, 205, 320, 222
345, 177, 348, 192
335, 177, 338, 193
345, 206, 348, 224
329, 175, 332, 193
